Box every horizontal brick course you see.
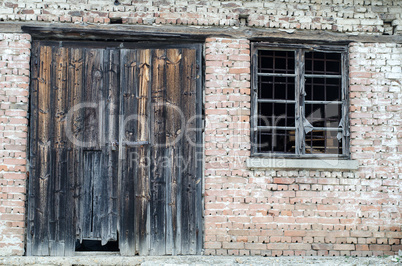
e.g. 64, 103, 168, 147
204, 38, 402, 257
0, 33, 30, 256
0, 0, 401, 34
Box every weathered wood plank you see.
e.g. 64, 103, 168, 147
35, 44, 52, 256
102, 48, 119, 245
49, 46, 69, 256
180, 48, 197, 255
119, 49, 137, 255
28, 42, 203, 256
83, 151, 102, 239
66, 47, 85, 255
136, 49, 151, 255
165, 48, 182, 255
85, 49, 104, 239
150, 49, 167, 255
194, 45, 203, 254
83, 49, 103, 150
27, 40, 40, 256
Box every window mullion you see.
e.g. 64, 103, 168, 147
251, 44, 258, 155
295, 49, 306, 156
341, 52, 350, 157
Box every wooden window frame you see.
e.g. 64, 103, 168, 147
251, 43, 350, 159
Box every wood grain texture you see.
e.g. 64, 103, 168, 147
119, 49, 137, 255
150, 49, 167, 255
50, 46, 69, 255
35, 45, 52, 256
27, 41, 40, 256
165, 48, 182, 255
28, 42, 203, 256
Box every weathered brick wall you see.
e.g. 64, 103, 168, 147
1, 0, 402, 35
204, 38, 402, 257
0, 0, 401, 257
0, 33, 31, 256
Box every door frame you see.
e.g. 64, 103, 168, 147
26, 36, 205, 256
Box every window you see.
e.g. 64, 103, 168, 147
251, 43, 349, 158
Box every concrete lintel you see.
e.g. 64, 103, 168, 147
246, 158, 359, 171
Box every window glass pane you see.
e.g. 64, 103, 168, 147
258, 76, 295, 100
254, 47, 346, 156
305, 103, 342, 128
305, 77, 341, 101
258, 102, 295, 127
305, 130, 342, 154
258, 50, 295, 74
305, 52, 341, 75
258, 130, 295, 153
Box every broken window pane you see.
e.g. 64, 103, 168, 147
305, 130, 342, 154
253, 45, 347, 157
305, 103, 342, 128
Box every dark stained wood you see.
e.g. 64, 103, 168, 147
150, 49, 167, 255
82, 151, 100, 238
67, 47, 85, 255
26, 41, 40, 256
49, 46, 69, 255
136, 49, 151, 255
102, 48, 119, 245
119, 49, 137, 255
28, 41, 203, 256
35, 45, 52, 255
180, 48, 198, 255
165, 49, 182, 255
194, 44, 203, 254
83, 49, 103, 150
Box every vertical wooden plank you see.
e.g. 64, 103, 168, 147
180, 48, 198, 254
84, 49, 104, 239
83, 151, 102, 239
49, 46, 69, 255
102, 48, 119, 245
149, 49, 167, 255
34, 44, 52, 256
27, 41, 40, 256
341, 52, 350, 157
80, 136, 94, 239
165, 48, 183, 255
194, 44, 204, 254
182, 49, 202, 254
47, 46, 56, 255
83, 49, 103, 150
250, 44, 258, 155
136, 49, 151, 255
66, 47, 85, 255
119, 49, 137, 255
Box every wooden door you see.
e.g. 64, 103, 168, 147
27, 41, 203, 256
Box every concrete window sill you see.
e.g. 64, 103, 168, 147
246, 158, 359, 171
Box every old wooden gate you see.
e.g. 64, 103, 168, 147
27, 40, 203, 256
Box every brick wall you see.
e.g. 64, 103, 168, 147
0, 0, 401, 257
0, 33, 31, 256
0, 0, 402, 35
204, 38, 402, 257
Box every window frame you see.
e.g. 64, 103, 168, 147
250, 43, 350, 159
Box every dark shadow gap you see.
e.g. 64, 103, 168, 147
75, 239, 119, 252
